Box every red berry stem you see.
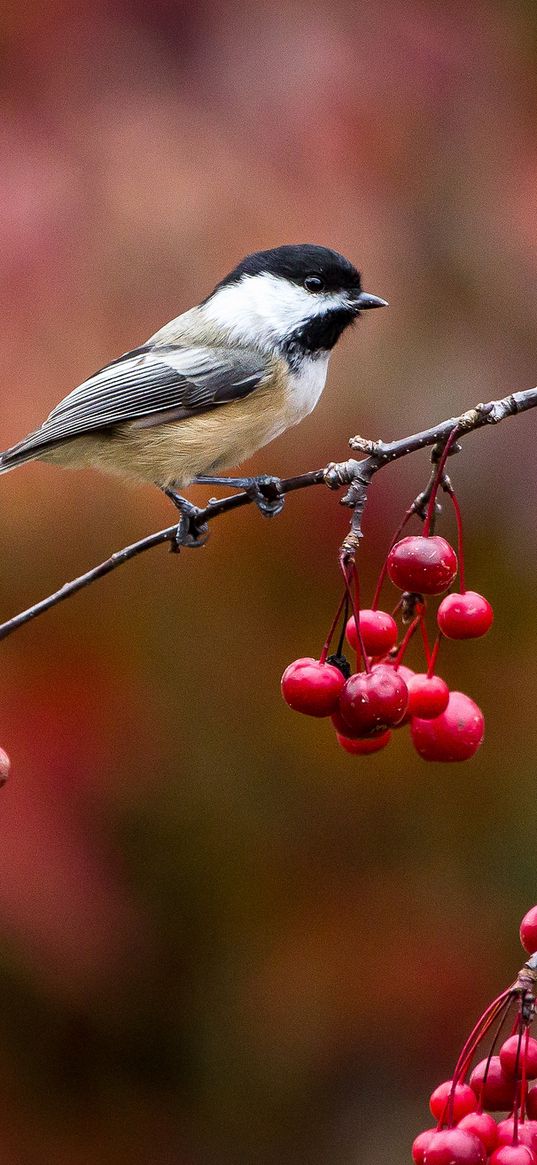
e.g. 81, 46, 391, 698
372, 443, 460, 609
427, 633, 443, 680
335, 593, 350, 658
353, 564, 372, 674
422, 427, 462, 538
450, 990, 514, 1102
520, 1025, 530, 1123
371, 561, 389, 614
478, 993, 517, 1104
446, 487, 466, 595
320, 587, 348, 664
394, 614, 422, 667
371, 506, 417, 610
450, 1002, 505, 1100
512, 1019, 526, 1146
338, 557, 370, 673
420, 616, 432, 668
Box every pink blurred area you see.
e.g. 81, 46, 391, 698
1, 2, 537, 1162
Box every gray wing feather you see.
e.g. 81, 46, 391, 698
2, 345, 268, 463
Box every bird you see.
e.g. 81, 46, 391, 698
0, 244, 387, 540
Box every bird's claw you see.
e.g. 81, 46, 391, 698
192, 473, 284, 517
165, 491, 209, 551
244, 475, 284, 517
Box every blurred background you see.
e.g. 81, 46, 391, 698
1, 1, 537, 1161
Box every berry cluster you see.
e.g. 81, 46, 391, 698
413, 908, 537, 1165
281, 458, 493, 762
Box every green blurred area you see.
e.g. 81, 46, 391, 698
1, 1, 537, 1161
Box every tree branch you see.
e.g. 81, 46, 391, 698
1, 386, 536, 641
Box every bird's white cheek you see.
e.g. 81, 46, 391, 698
202, 274, 319, 349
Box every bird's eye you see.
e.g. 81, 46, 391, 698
304, 275, 325, 292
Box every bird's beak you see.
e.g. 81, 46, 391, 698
355, 291, 389, 309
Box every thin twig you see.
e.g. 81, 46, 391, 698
1, 386, 536, 641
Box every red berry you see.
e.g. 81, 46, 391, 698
339, 665, 409, 734
387, 535, 458, 595
332, 707, 392, 742
489, 1147, 537, 1165
500, 1036, 537, 1079
388, 664, 416, 683
497, 1120, 537, 1151
335, 729, 392, 755
411, 691, 484, 762
429, 1080, 477, 1123
437, 592, 493, 639
331, 707, 364, 738
407, 674, 450, 719
424, 1128, 486, 1164
345, 609, 398, 656
378, 663, 415, 725
413, 1129, 436, 1164
458, 1113, 498, 1154
281, 658, 344, 717
0, 747, 9, 787
520, 908, 537, 955
374, 662, 415, 684
469, 1057, 518, 1111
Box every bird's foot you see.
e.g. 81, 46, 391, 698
164, 490, 209, 551
243, 474, 284, 517
193, 474, 284, 517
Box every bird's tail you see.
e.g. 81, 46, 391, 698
0, 435, 44, 474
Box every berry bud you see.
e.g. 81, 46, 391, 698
387, 536, 458, 595
345, 609, 398, 657
339, 665, 408, 735
411, 691, 484, 762
281, 658, 345, 717
326, 653, 352, 679
437, 592, 493, 639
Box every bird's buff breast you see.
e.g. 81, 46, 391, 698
48, 354, 329, 487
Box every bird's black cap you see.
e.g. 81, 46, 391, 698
212, 243, 362, 294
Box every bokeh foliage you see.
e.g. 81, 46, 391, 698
1, 2, 537, 1160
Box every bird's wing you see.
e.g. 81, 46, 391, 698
3, 345, 270, 461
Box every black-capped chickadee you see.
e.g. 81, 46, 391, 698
0, 244, 386, 519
